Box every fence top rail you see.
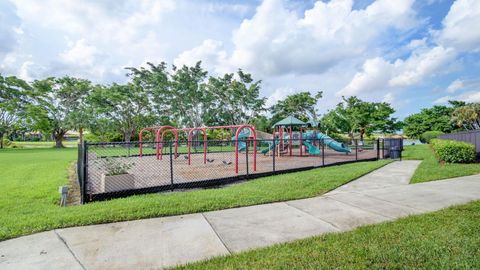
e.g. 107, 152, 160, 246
439, 130, 480, 137
85, 138, 381, 146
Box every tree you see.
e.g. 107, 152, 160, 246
127, 62, 171, 118
451, 103, 480, 130
129, 62, 267, 127
87, 117, 122, 142
56, 77, 93, 144
403, 105, 456, 138
28, 77, 93, 147
128, 61, 210, 128
249, 115, 272, 133
270, 91, 323, 123
0, 75, 31, 148
320, 109, 351, 137
169, 62, 209, 127
88, 83, 155, 142
448, 100, 466, 108
321, 96, 401, 140
206, 70, 266, 125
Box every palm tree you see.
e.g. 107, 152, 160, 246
451, 104, 480, 130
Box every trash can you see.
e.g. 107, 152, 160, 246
390, 146, 401, 159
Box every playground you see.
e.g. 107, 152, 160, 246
82, 116, 381, 201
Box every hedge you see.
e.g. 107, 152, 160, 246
1, 139, 12, 147
420, 131, 444, 144
430, 139, 476, 163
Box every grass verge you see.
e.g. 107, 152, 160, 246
176, 200, 480, 269
0, 148, 389, 241
10, 141, 78, 148
403, 144, 480, 183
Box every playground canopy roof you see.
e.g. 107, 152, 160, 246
273, 115, 307, 127
307, 119, 319, 128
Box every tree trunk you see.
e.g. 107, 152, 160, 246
359, 128, 365, 141
124, 132, 132, 142
79, 127, 84, 144
55, 139, 64, 148
348, 131, 354, 143
0, 132, 4, 149
54, 131, 65, 148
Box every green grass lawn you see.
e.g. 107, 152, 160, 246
0, 148, 390, 241
12, 140, 78, 148
176, 200, 480, 270
403, 144, 480, 183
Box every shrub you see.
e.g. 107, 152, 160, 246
2, 139, 12, 147
430, 139, 476, 163
10, 144, 23, 149
420, 131, 444, 144
104, 158, 135, 176
84, 132, 123, 142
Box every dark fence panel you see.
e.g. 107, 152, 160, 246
439, 130, 480, 155
78, 138, 395, 203
77, 142, 88, 204
382, 138, 403, 160
77, 143, 83, 186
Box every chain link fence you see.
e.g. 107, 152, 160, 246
77, 138, 400, 203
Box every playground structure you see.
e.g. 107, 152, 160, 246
79, 116, 382, 202
267, 116, 351, 157
139, 124, 257, 173
138, 116, 352, 174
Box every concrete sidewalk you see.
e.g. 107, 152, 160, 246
1, 161, 479, 270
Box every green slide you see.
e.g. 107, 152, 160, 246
303, 141, 321, 155
233, 130, 251, 152
261, 141, 276, 154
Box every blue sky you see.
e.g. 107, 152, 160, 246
1, 0, 479, 119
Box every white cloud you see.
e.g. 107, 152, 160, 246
382, 92, 395, 104
433, 95, 452, 104
406, 38, 428, 50
338, 57, 393, 96
173, 40, 228, 72
12, 0, 176, 37
60, 39, 99, 66
265, 87, 297, 107
389, 46, 456, 87
434, 91, 480, 104
339, 45, 456, 96
436, 0, 480, 52
203, 3, 252, 15
7, 0, 177, 81
18, 60, 34, 81
446, 79, 464, 93
186, 0, 417, 76
0, 1, 21, 57
463, 92, 480, 102
338, 0, 480, 99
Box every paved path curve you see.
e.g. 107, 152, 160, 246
1, 161, 479, 270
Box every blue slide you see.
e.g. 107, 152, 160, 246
233, 129, 351, 154
233, 129, 251, 152
261, 141, 276, 154
302, 131, 352, 153
261, 135, 291, 154
316, 133, 351, 153
303, 141, 321, 155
